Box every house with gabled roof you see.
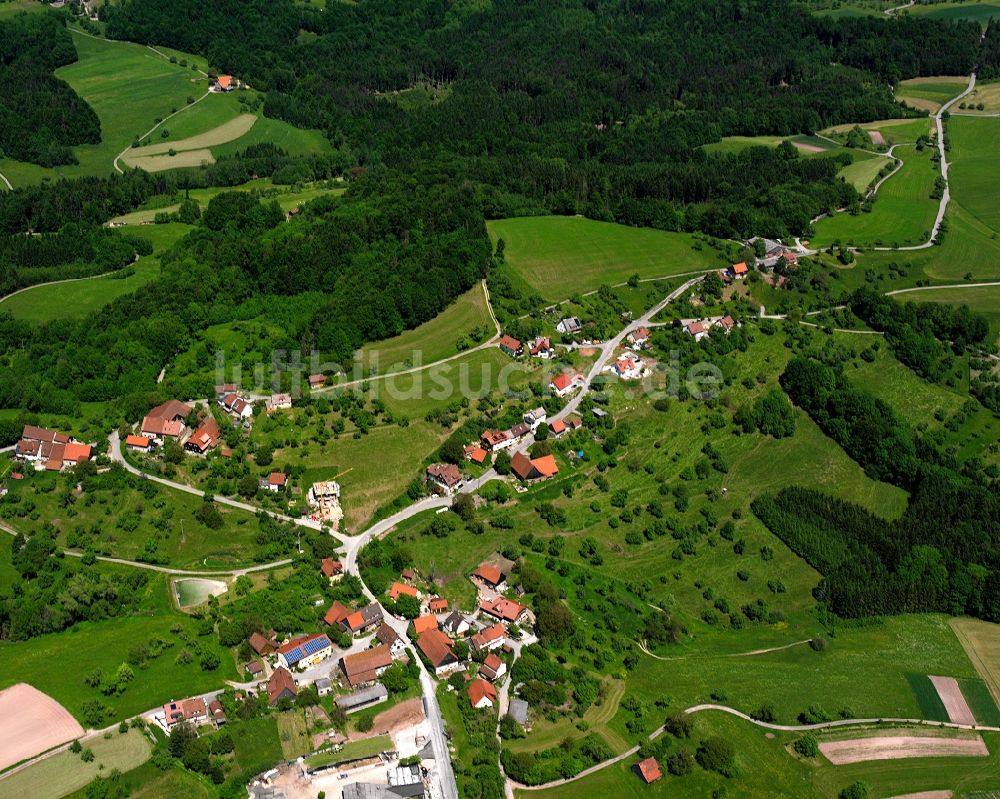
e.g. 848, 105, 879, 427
498, 335, 523, 358
389, 582, 420, 602
340, 644, 393, 688
417, 629, 459, 676
471, 622, 506, 653
481, 429, 515, 452
523, 407, 547, 430
464, 443, 488, 464
265, 393, 292, 413
442, 611, 471, 637
716, 315, 736, 334
480, 596, 529, 624
323, 600, 352, 627
412, 614, 438, 636
163, 697, 208, 727
219, 392, 253, 420
426, 463, 463, 495
556, 317, 582, 335
479, 653, 507, 682
511, 451, 558, 483
277, 632, 333, 670
342, 603, 383, 636
375, 624, 406, 657
267, 666, 298, 705
15, 426, 93, 472
636, 756, 662, 784
550, 371, 585, 398
249, 631, 277, 656
627, 327, 651, 349
321, 558, 344, 583
428, 596, 449, 613
184, 416, 220, 454
528, 337, 554, 358
473, 563, 507, 591
141, 400, 191, 442
468, 678, 497, 709
729, 261, 749, 280
125, 434, 153, 452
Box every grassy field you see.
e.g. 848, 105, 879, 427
906, 673, 950, 721
959, 678, 1000, 726
810, 143, 939, 248
957, 78, 1000, 113
276, 709, 312, 759
905, 1, 1000, 25
0, 31, 208, 186
896, 76, 969, 112
0, 0, 46, 18
947, 115, 1000, 232
837, 154, 891, 191
517, 710, 1000, 798
0, 255, 162, 323
0, 729, 151, 799
118, 763, 216, 799
951, 617, 1000, 710
0, 30, 330, 188
232, 717, 283, 776
0, 611, 236, 723
353, 282, 495, 375
487, 217, 729, 299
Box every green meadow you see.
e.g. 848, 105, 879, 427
810, 143, 940, 248
0, 612, 236, 723
896, 76, 969, 112
487, 216, 730, 300
905, 0, 1000, 25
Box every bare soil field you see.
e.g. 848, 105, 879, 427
951, 617, 1000, 708
127, 149, 215, 172
930, 675, 977, 725
122, 114, 256, 160
885, 792, 952, 799
792, 142, 825, 153
0, 683, 84, 771
819, 731, 988, 765
349, 697, 425, 740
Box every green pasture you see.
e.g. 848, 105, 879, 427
112, 762, 217, 799
0, 614, 236, 723
811, 143, 939, 248
837, 154, 892, 191
960, 678, 1000, 726
517, 711, 1000, 799
948, 116, 1000, 233
896, 76, 969, 112
0, 729, 151, 799
487, 217, 728, 300
209, 113, 331, 159
354, 282, 495, 375
905, 1, 1000, 25
0, 255, 161, 323
821, 117, 934, 146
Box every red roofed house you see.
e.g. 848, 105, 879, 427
215, 74, 234, 92
184, 416, 221, 454
529, 337, 554, 358
480, 596, 529, 624
426, 463, 463, 495
417, 629, 460, 676
730, 261, 749, 280
141, 400, 191, 442
479, 653, 507, 682
510, 451, 558, 483
468, 678, 497, 709
481, 429, 515, 452
549, 419, 567, 436
498, 335, 523, 358
550, 371, 584, 398
321, 558, 344, 583
636, 757, 662, 784
125, 434, 153, 452
716, 315, 735, 334
262, 472, 287, 492
323, 600, 352, 627
412, 614, 438, 636
473, 563, 506, 590
308, 373, 327, 390
15, 426, 93, 472
388, 582, 420, 602
612, 353, 642, 380
428, 597, 449, 613
267, 667, 298, 705
249, 631, 277, 656
471, 622, 506, 653
342, 603, 383, 636
220, 393, 253, 420
464, 444, 488, 464
627, 327, 651, 349
684, 320, 709, 342
277, 632, 333, 670
162, 697, 208, 727
340, 645, 393, 688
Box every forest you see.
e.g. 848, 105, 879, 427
752, 356, 1000, 621
0, 167, 490, 413
0, 14, 100, 166
102, 0, 984, 238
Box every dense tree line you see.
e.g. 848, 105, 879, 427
979, 20, 1000, 80
102, 0, 983, 239
752, 356, 1000, 620
0, 14, 100, 165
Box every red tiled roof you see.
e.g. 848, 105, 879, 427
417, 629, 457, 668
549, 419, 567, 435
321, 558, 343, 578
249, 632, 276, 655
474, 563, 503, 586
324, 601, 351, 626
732, 261, 749, 274
412, 615, 438, 635
267, 667, 297, 704
268, 472, 287, 486
340, 644, 392, 687
427, 463, 462, 488
551, 373, 573, 391
429, 597, 449, 612
467, 678, 497, 707
532, 454, 558, 477
471, 623, 505, 650
125, 434, 151, 449
637, 757, 662, 783
480, 596, 527, 623
389, 582, 419, 601
499, 335, 522, 352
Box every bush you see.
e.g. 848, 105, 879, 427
695, 736, 735, 776
839, 782, 871, 799
665, 750, 694, 775
664, 713, 694, 738
809, 636, 827, 652
793, 735, 819, 758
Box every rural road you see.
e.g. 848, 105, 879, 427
886, 281, 1000, 295
872, 73, 977, 252
0, 171, 11, 191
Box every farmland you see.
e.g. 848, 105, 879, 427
0, 728, 151, 799
486, 217, 731, 300
904, 1, 1000, 25
810, 143, 940, 248
956, 78, 1000, 113
896, 76, 970, 112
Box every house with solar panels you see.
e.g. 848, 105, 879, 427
276, 632, 333, 671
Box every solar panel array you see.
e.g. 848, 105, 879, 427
303, 636, 329, 655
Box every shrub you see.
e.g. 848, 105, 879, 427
695, 736, 735, 776
793, 735, 819, 758
666, 750, 694, 775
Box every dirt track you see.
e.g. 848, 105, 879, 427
0, 684, 84, 771
929, 676, 976, 725
819, 733, 987, 765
